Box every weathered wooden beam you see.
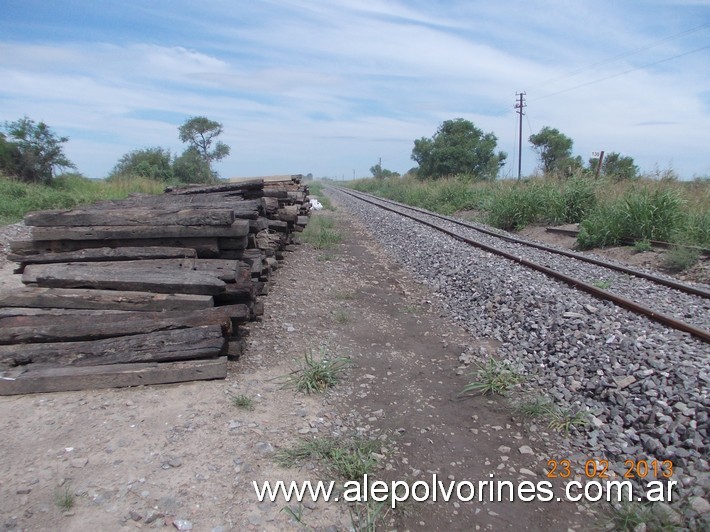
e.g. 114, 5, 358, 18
24, 207, 236, 227
0, 304, 248, 344
166, 180, 264, 195
22, 263, 227, 294
22, 259, 246, 284
0, 286, 213, 311
8, 246, 197, 266
11, 238, 221, 258
0, 357, 228, 395
0, 325, 226, 369
30, 220, 250, 241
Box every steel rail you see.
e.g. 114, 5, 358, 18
336, 188, 710, 300
333, 186, 710, 344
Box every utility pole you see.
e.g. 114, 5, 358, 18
515, 92, 526, 180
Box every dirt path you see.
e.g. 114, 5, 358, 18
0, 202, 598, 531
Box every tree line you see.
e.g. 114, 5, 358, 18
371, 118, 639, 181
0, 116, 230, 184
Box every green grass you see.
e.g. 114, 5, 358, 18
593, 279, 612, 290
346, 175, 709, 251
632, 239, 653, 253
300, 215, 342, 249
0, 173, 164, 225
513, 395, 589, 434
513, 395, 556, 419
281, 348, 351, 394
55, 484, 75, 511
276, 436, 379, 481
602, 501, 684, 531
459, 358, 524, 397
577, 188, 688, 250
546, 408, 589, 434
231, 394, 254, 410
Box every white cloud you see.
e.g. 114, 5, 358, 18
1, 0, 708, 179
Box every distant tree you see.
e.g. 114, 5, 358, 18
529, 126, 574, 176
178, 116, 230, 174
589, 152, 639, 181
0, 133, 19, 176
1, 116, 75, 183
370, 163, 400, 179
411, 118, 506, 180
172, 147, 217, 184
109, 147, 174, 181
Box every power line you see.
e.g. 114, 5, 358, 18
532, 44, 710, 101
528, 22, 710, 92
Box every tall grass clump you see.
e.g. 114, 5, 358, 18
577, 188, 685, 249
485, 178, 597, 231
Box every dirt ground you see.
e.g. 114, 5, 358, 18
0, 204, 609, 531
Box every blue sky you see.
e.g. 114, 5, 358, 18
1, 0, 708, 180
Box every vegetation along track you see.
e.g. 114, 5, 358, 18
334, 186, 710, 344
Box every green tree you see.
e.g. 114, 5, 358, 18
173, 147, 216, 184
109, 147, 174, 181
589, 152, 638, 181
370, 163, 400, 179
1, 116, 75, 183
178, 116, 230, 171
411, 118, 506, 180
529, 126, 574, 176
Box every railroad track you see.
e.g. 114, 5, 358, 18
333, 186, 710, 344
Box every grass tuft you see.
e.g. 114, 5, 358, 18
459, 358, 523, 397
513, 395, 556, 419
231, 394, 254, 410
55, 484, 75, 511
281, 348, 351, 394
546, 408, 589, 434
602, 501, 684, 531
276, 436, 379, 481
593, 279, 612, 290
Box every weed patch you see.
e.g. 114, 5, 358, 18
281, 348, 351, 394
459, 358, 523, 396
231, 394, 254, 410
661, 246, 700, 272
300, 215, 342, 249
602, 501, 685, 531
276, 436, 379, 481
55, 484, 75, 511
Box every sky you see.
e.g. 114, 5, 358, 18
1, 0, 709, 180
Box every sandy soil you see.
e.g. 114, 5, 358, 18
0, 208, 600, 531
